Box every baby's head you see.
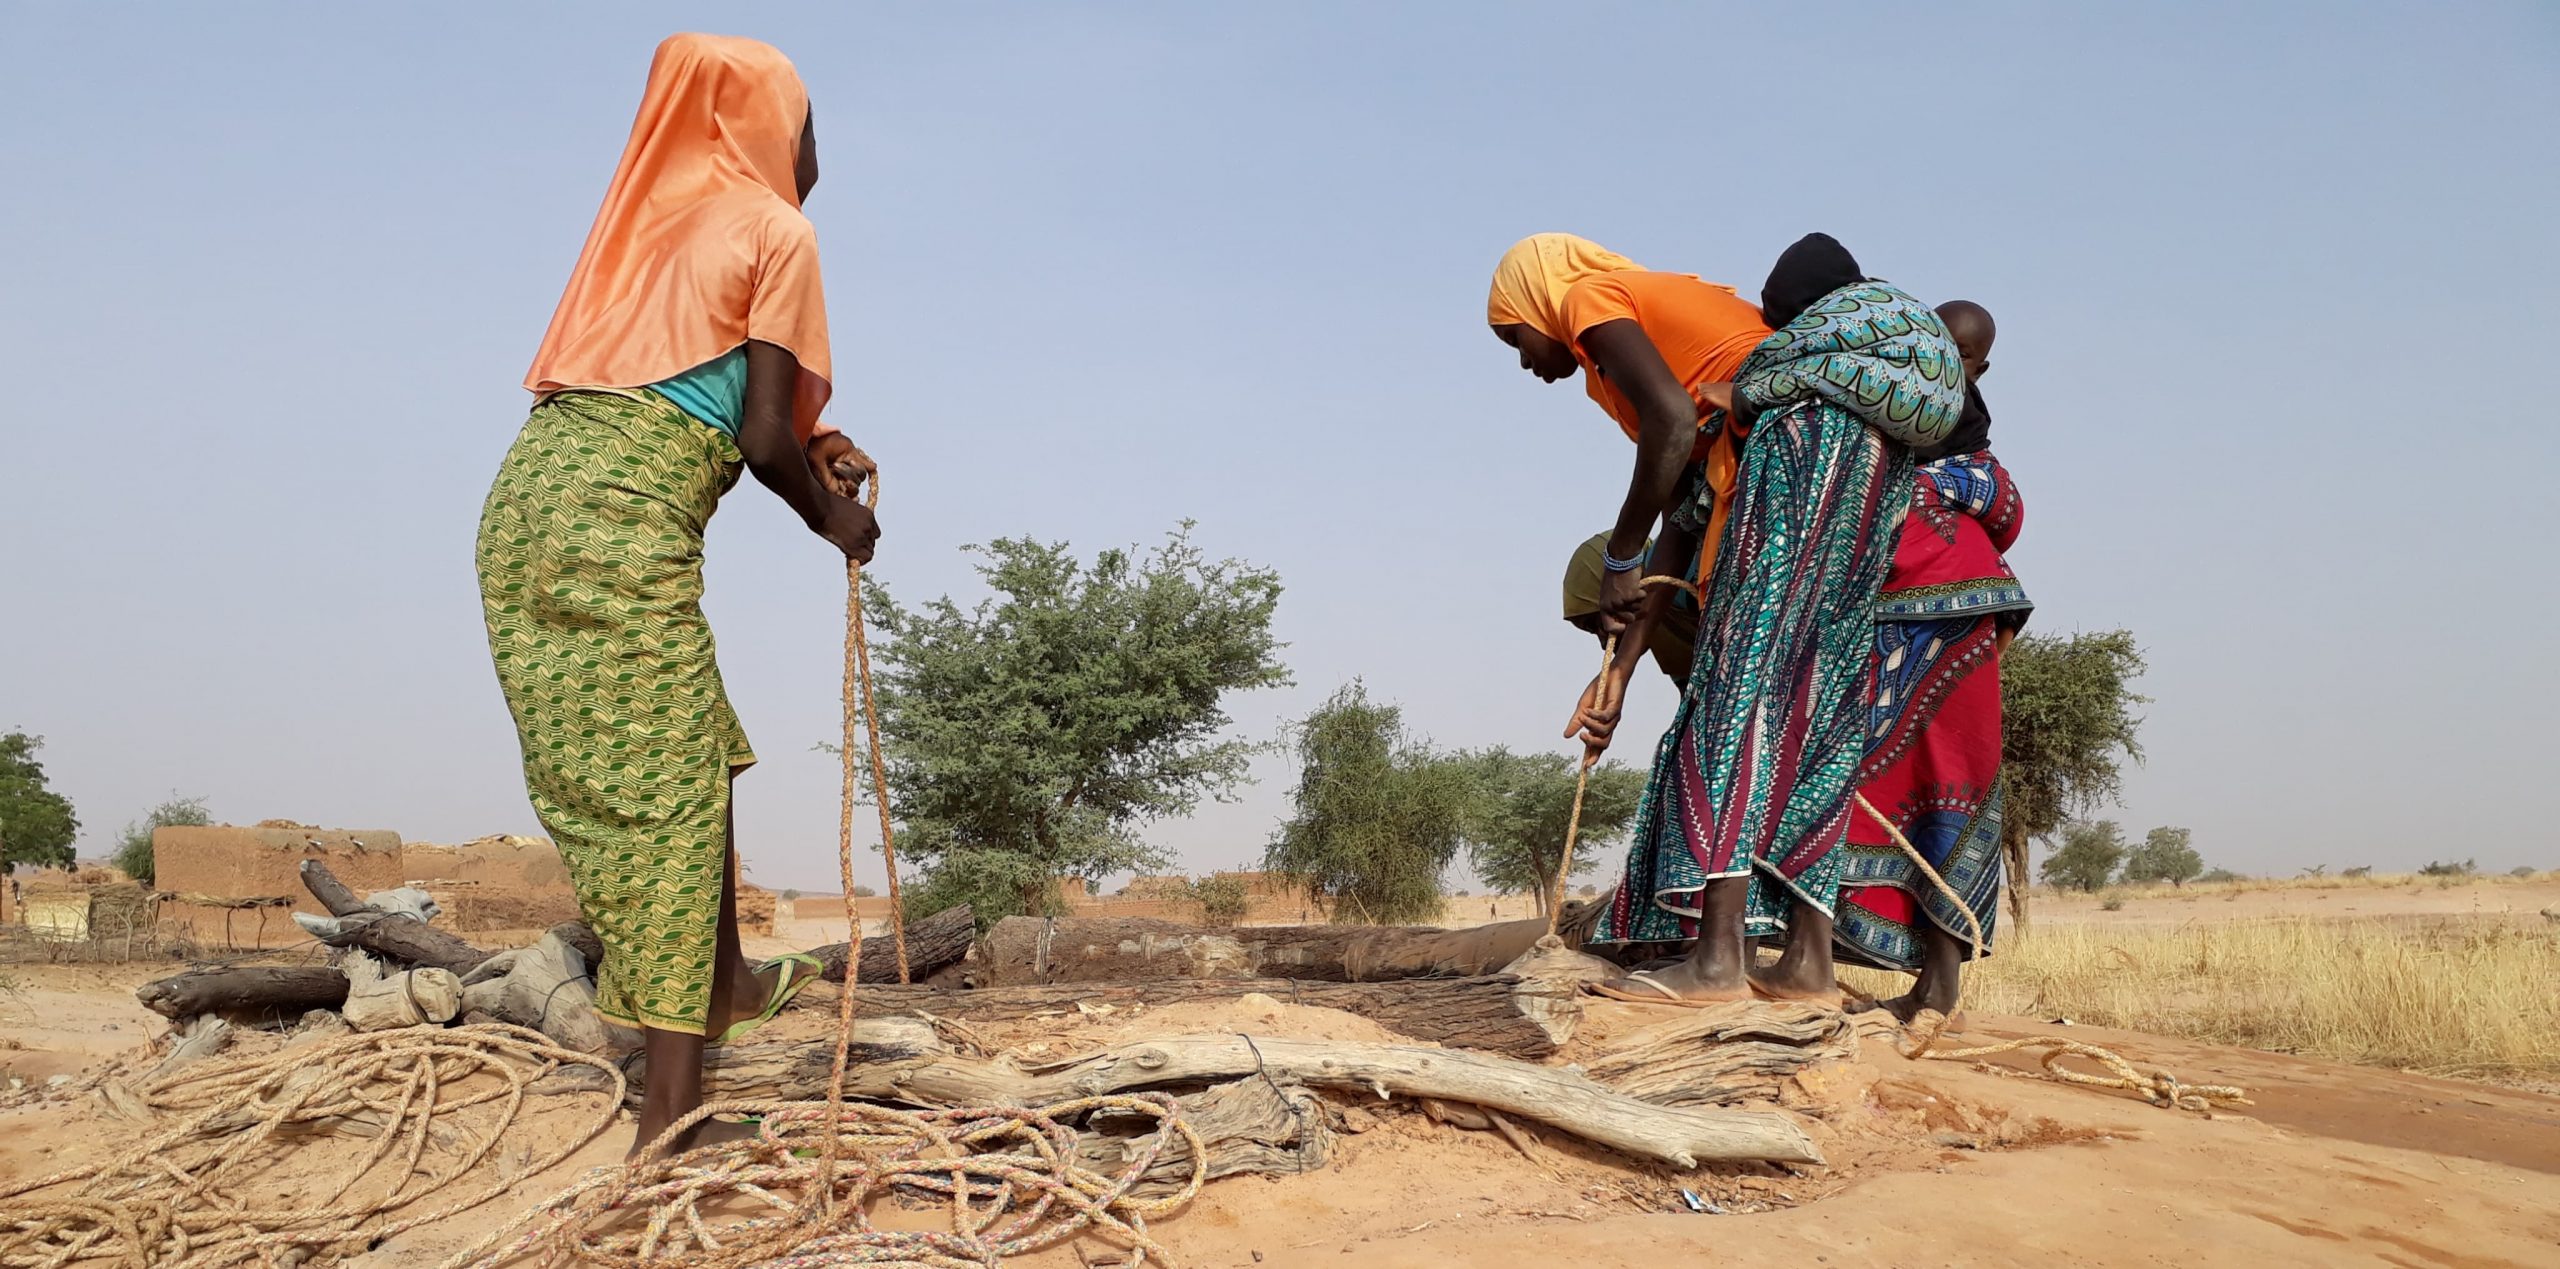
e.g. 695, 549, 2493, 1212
1936, 300, 1996, 382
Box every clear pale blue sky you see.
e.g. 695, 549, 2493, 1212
4, 4, 2554, 892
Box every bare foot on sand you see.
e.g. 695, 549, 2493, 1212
630, 1115, 761, 1162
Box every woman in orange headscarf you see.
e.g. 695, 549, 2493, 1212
477, 33, 877, 1156
1487, 235, 1769, 638
1493, 232, 1963, 1007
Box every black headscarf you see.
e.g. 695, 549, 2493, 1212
1759, 232, 1865, 330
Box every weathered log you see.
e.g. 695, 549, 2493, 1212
547, 920, 605, 968
654, 1016, 956, 1103
635, 1024, 1328, 1196
805, 904, 977, 984
299, 859, 494, 975
1583, 1000, 1860, 1106
1079, 1076, 1329, 1197
799, 974, 1574, 1058
978, 915, 1568, 985
549, 905, 976, 987
695, 1029, 1820, 1167
136, 966, 349, 1019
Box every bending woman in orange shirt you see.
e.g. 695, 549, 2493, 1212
1490, 233, 1962, 1005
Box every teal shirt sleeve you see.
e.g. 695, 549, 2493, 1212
648, 346, 749, 439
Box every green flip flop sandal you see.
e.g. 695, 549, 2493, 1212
710, 952, 824, 1047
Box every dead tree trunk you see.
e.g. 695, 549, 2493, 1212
136, 967, 349, 1019
690, 1027, 1821, 1167
554, 905, 972, 989
806, 904, 977, 984
977, 915, 1565, 985
804, 973, 1575, 1058
299, 860, 494, 975
1079, 1076, 1329, 1198
1583, 1001, 1860, 1105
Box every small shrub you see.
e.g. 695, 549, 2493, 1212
781, 888, 801, 902
2510, 866, 2537, 879
2099, 896, 2126, 912
2197, 867, 2244, 884
2300, 864, 2330, 879
1452, 889, 1471, 898
1189, 874, 1251, 927
2343, 866, 2374, 879
852, 885, 878, 898
2419, 858, 2477, 878
1578, 883, 1599, 897
114, 794, 212, 886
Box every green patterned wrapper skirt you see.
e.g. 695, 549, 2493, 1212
476, 390, 751, 1035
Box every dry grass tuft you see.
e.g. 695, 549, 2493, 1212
1846, 915, 2560, 1080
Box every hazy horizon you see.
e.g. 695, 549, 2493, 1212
4, 4, 2554, 894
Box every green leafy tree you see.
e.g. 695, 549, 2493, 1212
2039, 820, 2127, 893
2122, 825, 2203, 889
2002, 631, 2148, 923
1187, 874, 1250, 926
0, 732, 80, 869
113, 794, 211, 886
1456, 746, 1643, 915
1265, 684, 1473, 924
863, 525, 1287, 925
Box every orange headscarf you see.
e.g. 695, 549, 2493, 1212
1488, 233, 1745, 598
525, 34, 835, 439
1484, 234, 1642, 341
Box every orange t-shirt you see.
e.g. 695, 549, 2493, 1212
1561, 271, 1771, 595
1560, 271, 1770, 450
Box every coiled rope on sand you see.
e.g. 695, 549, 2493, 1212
0, 1022, 625, 1269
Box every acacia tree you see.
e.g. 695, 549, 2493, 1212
2001, 630, 2147, 924
1265, 683, 1474, 925
2040, 820, 2127, 893
1457, 746, 1643, 915
113, 794, 211, 886
862, 525, 1287, 925
2123, 825, 2203, 888
0, 731, 80, 869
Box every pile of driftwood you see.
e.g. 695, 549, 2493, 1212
131, 868, 1850, 1172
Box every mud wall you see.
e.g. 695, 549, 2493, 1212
154, 825, 404, 947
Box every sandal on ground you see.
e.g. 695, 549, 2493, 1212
709, 952, 823, 1047
1746, 973, 1848, 1007
1585, 969, 1736, 1008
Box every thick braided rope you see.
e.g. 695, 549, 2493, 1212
847, 469, 909, 985
1851, 795, 2248, 1112
0, 1023, 626, 1268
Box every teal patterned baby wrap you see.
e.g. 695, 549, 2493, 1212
1736, 283, 1967, 449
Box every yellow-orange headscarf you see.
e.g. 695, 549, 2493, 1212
1485, 234, 1643, 342
525, 34, 835, 439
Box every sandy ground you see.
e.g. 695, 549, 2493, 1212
4, 958, 2556, 1268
